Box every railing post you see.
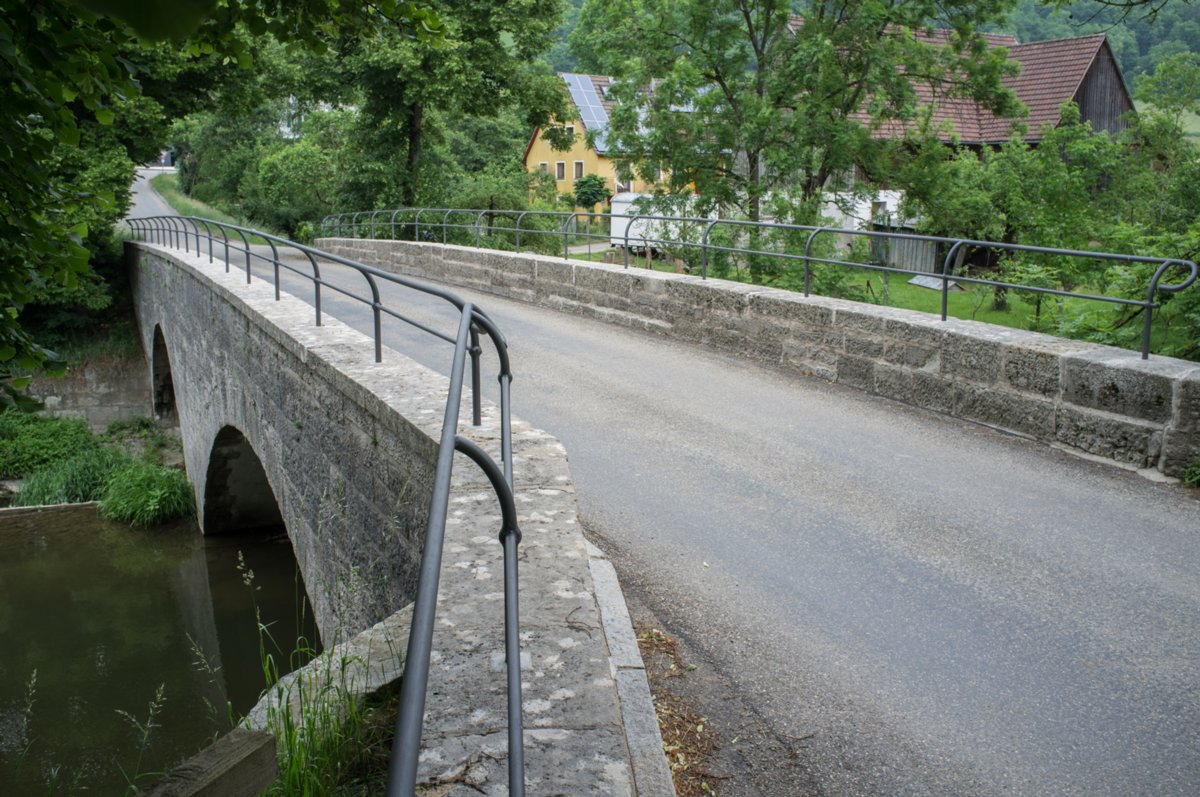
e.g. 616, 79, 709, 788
1142, 259, 1199, 359
303, 249, 323, 326
390, 210, 400, 240
941, 241, 966, 321
469, 325, 483, 426
364, 272, 383, 362
443, 209, 452, 244
516, 211, 529, 253
701, 220, 718, 279
269, 239, 281, 300
475, 211, 486, 248
235, 229, 251, 283
624, 216, 639, 269
803, 228, 824, 297
559, 214, 574, 260
415, 208, 425, 242
196, 219, 214, 262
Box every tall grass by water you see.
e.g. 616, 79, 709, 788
4, 411, 193, 525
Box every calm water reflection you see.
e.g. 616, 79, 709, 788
0, 505, 318, 795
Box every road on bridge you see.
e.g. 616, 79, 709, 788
130, 183, 1200, 796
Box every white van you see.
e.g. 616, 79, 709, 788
609, 192, 657, 253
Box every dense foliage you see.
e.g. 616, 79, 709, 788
0, 412, 99, 478
1, 1, 444, 409
5, 411, 194, 524
899, 61, 1200, 358
169, 1, 573, 238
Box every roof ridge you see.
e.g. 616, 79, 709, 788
1010, 32, 1107, 48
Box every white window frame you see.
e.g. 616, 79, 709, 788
574, 161, 585, 180
538, 161, 549, 174
556, 161, 566, 181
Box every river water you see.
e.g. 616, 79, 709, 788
0, 505, 319, 794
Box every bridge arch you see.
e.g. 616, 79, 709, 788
151, 324, 177, 422
203, 425, 285, 536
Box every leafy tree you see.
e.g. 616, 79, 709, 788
572, 0, 1021, 235
1135, 51, 1200, 126
339, 0, 570, 208
573, 174, 612, 211
900, 97, 1200, 357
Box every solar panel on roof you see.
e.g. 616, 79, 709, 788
562, 73, 609, 152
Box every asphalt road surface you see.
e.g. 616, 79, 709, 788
129, 181, 1200, 796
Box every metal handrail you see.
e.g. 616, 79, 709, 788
321, 208, 1198, 360
126, 215, 526, 797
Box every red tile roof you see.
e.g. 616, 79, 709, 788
852, 33, 1125, 144
990, 34, 1111, 140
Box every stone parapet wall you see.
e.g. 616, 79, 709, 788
319, 238, 1200, 478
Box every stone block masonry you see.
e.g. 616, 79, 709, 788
319, 238, 1200, 479
127, 242, 675, 794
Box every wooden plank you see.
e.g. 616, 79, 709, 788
146, 728, 277, 797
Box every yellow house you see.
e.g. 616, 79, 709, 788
522, 73, 660, 203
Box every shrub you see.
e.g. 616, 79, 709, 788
1184, 457, 1200, 488
100, 461, 195, 526
12, 448, 130, 506
0, 411, 99, 478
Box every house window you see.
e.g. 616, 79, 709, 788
871, 200, 890, 225
615, 164, 632, 193
565, 125, 575, 137
574, 161, 584, 179
538, 162, 549, 174
556, 161, 566, 180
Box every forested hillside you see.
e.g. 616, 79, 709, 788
1002, 0, 1199, 80
546, 0, 1197, 82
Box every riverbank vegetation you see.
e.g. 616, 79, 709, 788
1, 411, 192, 525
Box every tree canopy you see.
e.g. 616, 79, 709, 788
0, 0, 443, 408
573, 0, 1021, 224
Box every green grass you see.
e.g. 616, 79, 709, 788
0, 411, 99, 479
100, 459, 194, 526
4, 411, 194, 524
12, 447, 130, 506
149, 174, 278, 245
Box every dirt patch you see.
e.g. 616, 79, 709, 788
637, 623, 724, 796
623, 594, 821, 797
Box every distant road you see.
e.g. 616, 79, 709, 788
129, 179, 1200, 796
127, 168, 179, 221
